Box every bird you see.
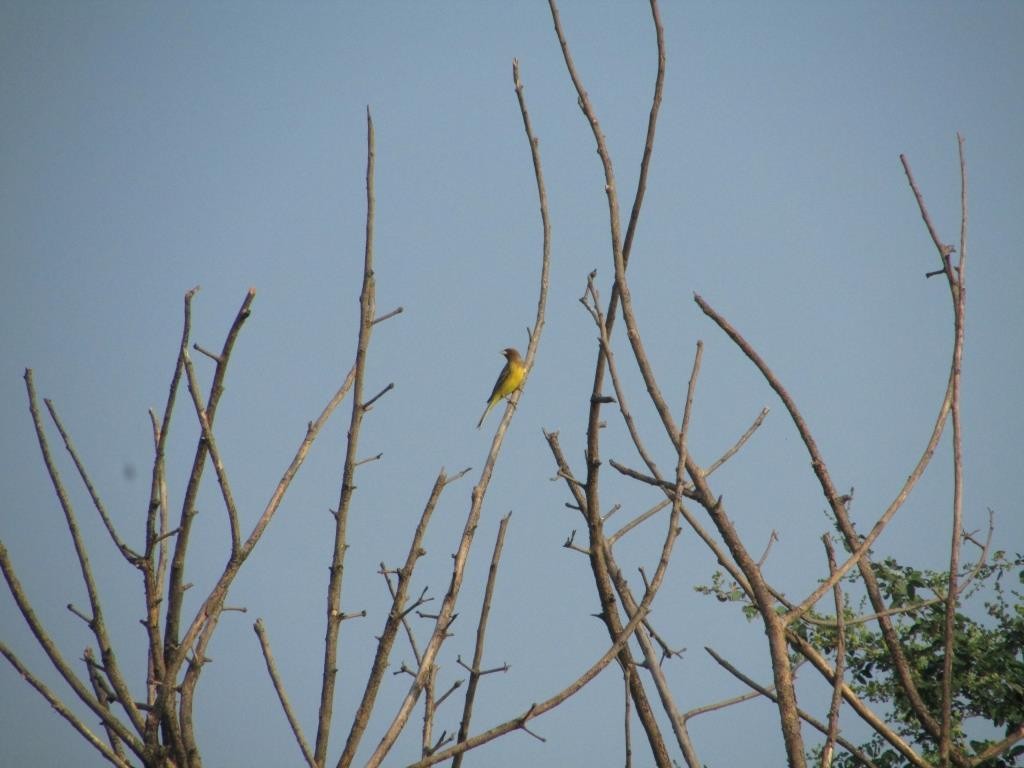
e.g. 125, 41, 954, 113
476, 347, 526, 429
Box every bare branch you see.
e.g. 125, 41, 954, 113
682, 687, 762, 721
82, 647, 127, 764
363, 382, 394, 411
940, 132, 969, 766
142, 287, 198, 716
381, 570, 424, 666
43, 400, 138, 561
705, 647, 880, 768
705, 407, 770, 476
581, 273, 667, 490
453, 513, 512, 768
360, 54, 553, 768
181, 349, 242, 556
757, 530, 779, 568
253, 619, 317, 768
696, 289, 959, 751
318, 107, 380, 766
607, 499, 671, 547
372, 305, 404, 325
604, 458, 755, 604
192, 342, 221, 363
821, 537, 846, 768
23, 371, 145, 736
338, 468, 450, 766
624, 667, 634, 768
162, 287, 256, 758
152, 290, 352, 765
788, 632, 931, 768
1, 642, 133, 768
405, 538, 671, 768
899, 153, 958, 280
549, 10, 675, 752
0, 543, 144, 758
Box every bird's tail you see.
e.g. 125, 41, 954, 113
476, 399, 496, 429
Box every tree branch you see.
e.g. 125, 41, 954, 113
23, 370, 145, 736
316, 107, 380, 766
361, 57, 552, 766
254, 619, 317, 768
452, 512, 512, 768
0, 641, 133, 768
338, 468, 452, 767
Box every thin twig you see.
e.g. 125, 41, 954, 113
682, 687, 762, 721
84, 647, 127, 763
23, 371, 145, 736
757, 531, 779, 568
705, 647, 879, 768
254, 619, 317, 768
382, 571, 424, 666
452, 513, 512, 768
181, 350, 242, 556
43, 400, 138, 561
607, 499, 671, 547
705, 407, 770, 476
899, 154, 957, 281
373, 305, 404, 325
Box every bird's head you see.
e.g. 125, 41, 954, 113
502, 347, 521, 362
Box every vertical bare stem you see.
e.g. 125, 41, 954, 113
939, 133, 968, 766
143, 287, 195, 726
452, 513, 512, 768
315, 106, 378, 765
624, 666, 634, 768
821, 537, 846, 768
421, 664, 438, 758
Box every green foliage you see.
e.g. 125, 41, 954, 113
697, 549, 1024, 767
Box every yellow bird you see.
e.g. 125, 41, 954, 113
476, 347, 526, 429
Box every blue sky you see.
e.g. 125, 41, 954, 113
2, 2, 1022, 766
